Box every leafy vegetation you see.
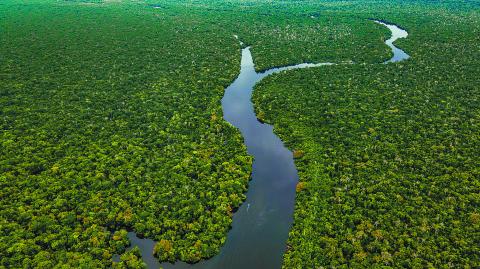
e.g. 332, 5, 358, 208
253, 1, 480, 267
2, 0, 478, 268
0, 0, 396, 266
0, 1, 252, 267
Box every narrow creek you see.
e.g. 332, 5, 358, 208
121, 20, 410, 269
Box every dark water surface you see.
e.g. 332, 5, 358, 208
155, 48, 332, 269
121, 20, 409, 269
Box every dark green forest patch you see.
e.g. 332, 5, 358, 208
253, 3, 479, 267
0, 1, 250, 267
1, 0, 479, 267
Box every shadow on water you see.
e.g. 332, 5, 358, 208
118, 20, 410, 269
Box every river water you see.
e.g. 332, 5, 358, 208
374, 20, 409, 63
119, 20, 410, 269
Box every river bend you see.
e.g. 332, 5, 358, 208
122, 20, 410, 269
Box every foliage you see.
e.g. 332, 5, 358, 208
0, 0, 252, 267
0, 1, 392, 266
253, 1, 480, 267
113, 247, 147, 269
1, 0, 479, 267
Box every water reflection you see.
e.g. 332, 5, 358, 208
158, 46, 313, 269
120, 20, 409, 269
374, 20, 410, 63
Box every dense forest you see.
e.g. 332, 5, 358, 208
253, 1, 480, 268
1, 1, 252, 267
1, 0, 479, 268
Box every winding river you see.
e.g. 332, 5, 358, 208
374, 20, 409, 63
122, 20, 410, 269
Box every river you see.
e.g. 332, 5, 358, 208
119, 19, 410, 269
